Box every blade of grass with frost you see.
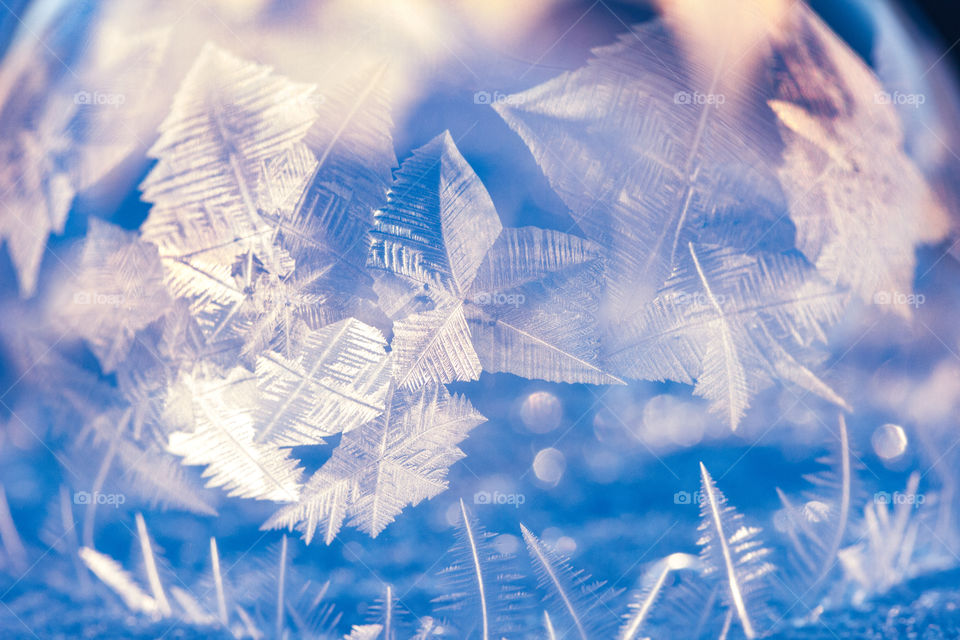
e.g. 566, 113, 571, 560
80, 547, 159, 616
136, 513, 172, 617
0, 484, 26, 573
235, 606, 261, 638
623, 563, 720, 639
838, 472, 924, 597
367, 582, 414, 639
619, 553, 698, 640
238, 540, 343, 638
522, 524, 621, 640
276, 535, 287, 640
82, 408, 131, 548
697, 463, 775, 639
543, 611, 557, 639
58, 486, 90, 589
372, 584, 395, 640
384, 585, 393, 640
718, 608, 733, 640
890, 473, 921, 553
433, 500, 528, 639
210, 537, 228, 626
289, 583, 342, 638
170, 587, 217, 626
776, 414, 852, 589
460, 500, 494, 640
775, 489, 818, 575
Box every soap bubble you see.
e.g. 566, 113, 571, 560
556, 536, 577, 554
872, 423, 908, 460
643, 394, 708, 447
520, 391, 563, 433
533, 447, 566, 485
